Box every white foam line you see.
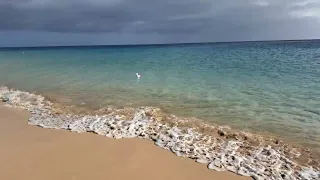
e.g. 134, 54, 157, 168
1, 86, 319, 180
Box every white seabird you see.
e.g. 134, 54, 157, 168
136, 73, 141, 79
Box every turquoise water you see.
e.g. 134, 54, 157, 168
0, 41, 319, 148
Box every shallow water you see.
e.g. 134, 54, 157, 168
0, 41, 319, 149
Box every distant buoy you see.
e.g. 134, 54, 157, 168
136, 73, 141, 79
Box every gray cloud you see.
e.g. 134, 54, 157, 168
0, 0, 320, 46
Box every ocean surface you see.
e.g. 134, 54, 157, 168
0, 40, 319, 149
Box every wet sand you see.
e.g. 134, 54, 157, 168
0, 103, 249, 180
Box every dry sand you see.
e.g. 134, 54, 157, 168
0, 103, 249, 180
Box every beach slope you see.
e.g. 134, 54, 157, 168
0, 103, 248, 180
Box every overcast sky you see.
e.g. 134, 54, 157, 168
0, 0, 320, 47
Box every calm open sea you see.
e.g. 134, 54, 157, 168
1, 41, 319, 149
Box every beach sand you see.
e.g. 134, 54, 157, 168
0, 103, 249, 180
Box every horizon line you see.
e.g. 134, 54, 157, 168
1, 38, 319, 48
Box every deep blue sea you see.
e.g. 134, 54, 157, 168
0, 41, 319, 149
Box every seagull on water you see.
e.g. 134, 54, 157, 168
136, 73, 141, 79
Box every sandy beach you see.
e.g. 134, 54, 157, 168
0, 103, 248, 180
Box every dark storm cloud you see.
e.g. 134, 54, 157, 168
0, 0, 213, 33
0, 0, 320, 45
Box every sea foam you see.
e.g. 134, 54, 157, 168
1, 86, 319, 180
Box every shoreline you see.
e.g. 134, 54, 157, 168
1, 86, 319, 180
24, 87, 320, 152
2, 83, 319, 151
0, 103, 247, 180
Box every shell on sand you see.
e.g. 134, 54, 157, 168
1, 86, 320, 180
